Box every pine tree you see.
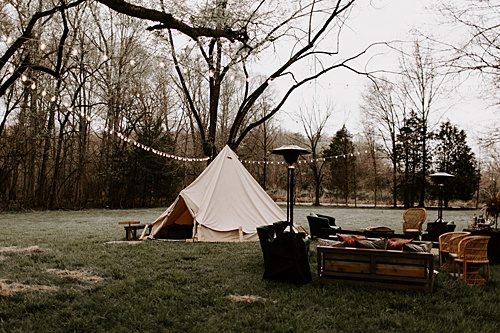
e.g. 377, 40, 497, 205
324, 125, 356, 205
432, 121, 479, 206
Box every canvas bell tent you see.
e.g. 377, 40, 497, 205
144, 145, 286, 242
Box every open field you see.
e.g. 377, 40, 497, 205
0, 207, 499, 332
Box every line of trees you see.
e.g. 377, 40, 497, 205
0, 1, 498, 210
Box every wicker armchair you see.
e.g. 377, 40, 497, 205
438, 232, 470, 268
448, 233, 473, 275
454, 236, 490, 285
403, 208, 427, 236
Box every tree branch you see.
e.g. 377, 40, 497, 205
96, 0, 248, 43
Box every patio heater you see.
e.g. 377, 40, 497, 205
272, 145, 310, 231
430, 172, 455, 223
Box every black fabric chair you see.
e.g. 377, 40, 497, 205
306, 214, 340, 239
256, 224, 312, 284
421, 222, 457, 242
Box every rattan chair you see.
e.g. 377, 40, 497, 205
448, 233, 473, 275
454, 236, 490, 285
403, 208, 427, 236
439, 231, 470, 268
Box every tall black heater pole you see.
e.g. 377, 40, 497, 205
272, 145, 310, 231
288, 165, 295, 226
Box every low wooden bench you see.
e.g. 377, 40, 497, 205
317, 246, 435, 292
118, 221, 152, 241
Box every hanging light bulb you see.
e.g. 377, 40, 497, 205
31, 83, 36, 90
40, 43, 46, 50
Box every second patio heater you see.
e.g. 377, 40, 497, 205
272, 145, 310, 231
430, 171, 455, 223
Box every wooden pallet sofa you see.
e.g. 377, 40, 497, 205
317, 237, 435, 292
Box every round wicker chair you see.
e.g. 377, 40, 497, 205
403, 208, 427, 236
438, 231, 470, 268
454, 236, 490, 285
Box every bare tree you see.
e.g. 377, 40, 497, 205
299, 102, 332, 206
133, 0, 379, 158
360, 120, 381, 206
436, 0, 499, 143
400, 41, 447, 207
361, 78, 405, 207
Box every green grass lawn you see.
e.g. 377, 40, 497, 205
0, 208, 499, 332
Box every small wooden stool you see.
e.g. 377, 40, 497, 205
118, 220, 141, 240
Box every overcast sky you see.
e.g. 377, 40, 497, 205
268, 0, 497, 151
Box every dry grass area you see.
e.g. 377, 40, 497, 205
104, 240, 142, 245
0, 246, 46, 253
0, 243, 103, 298
226, 294, 269, 303
46, 269, 104, 284
0, 279, 58, 297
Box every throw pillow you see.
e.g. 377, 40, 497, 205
371, 238, 388, 250
417, 242, 433, 253
387, 238, 413, 250
338, 234, 366, 247
402, 243, 426, 252
355, 239, 377, 249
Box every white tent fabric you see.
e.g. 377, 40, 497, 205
146, 145, 286, 242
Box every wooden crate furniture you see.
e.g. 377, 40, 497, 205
118, 221, 152, 241
317, 245, 435, 292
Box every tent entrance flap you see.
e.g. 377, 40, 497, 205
169, 197, 194, 226
155, 197, 194, 239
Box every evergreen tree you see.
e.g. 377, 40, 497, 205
324, 125, 356, 205
432, 121, 479, 206
397, 111, 428, 208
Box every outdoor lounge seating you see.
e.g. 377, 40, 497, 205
307, 213, 340, 239
438, 231, 470, 268
462, 228, 500, 264
317, 239, 435, 291
448, 233, 472, 275
256, 223, 312, 284
403, 207, 427, 237
421, 221, 457, 242
454, 236, 490, 285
